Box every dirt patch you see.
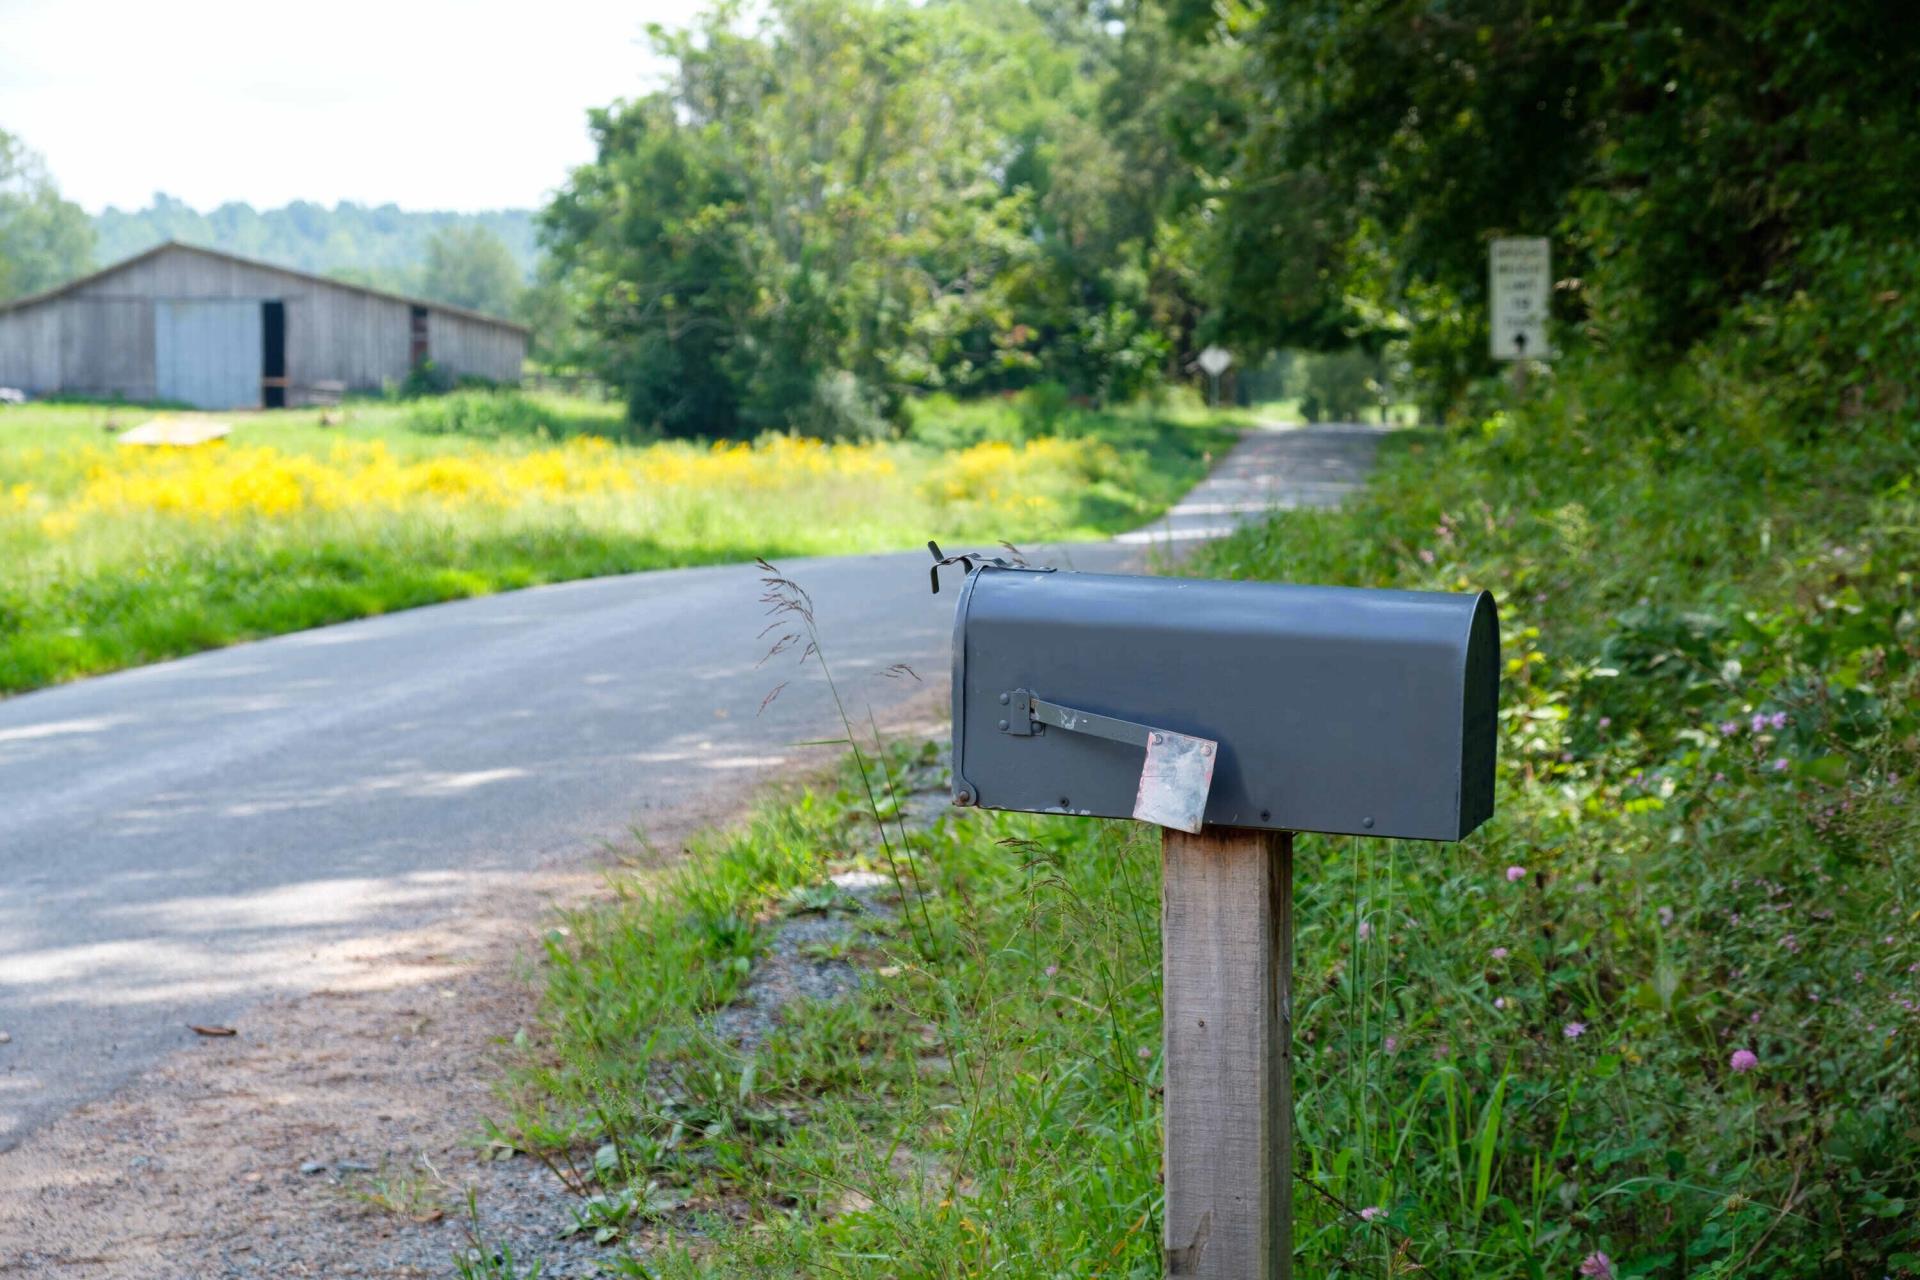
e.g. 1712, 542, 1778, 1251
0, 695, 947, 1278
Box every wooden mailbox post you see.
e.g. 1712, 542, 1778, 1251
1162, 826, 1292, 1278
936, 550, 1498, 1278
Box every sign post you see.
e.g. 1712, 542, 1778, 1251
1197, 346, 1233, 407
1489, 237, 1550, 391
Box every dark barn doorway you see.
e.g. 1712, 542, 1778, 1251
409, 305, 429, 367
261, 300, 287, 407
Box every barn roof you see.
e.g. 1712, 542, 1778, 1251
0, 240, 532, 334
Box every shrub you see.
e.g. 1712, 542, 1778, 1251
902, 393, 1029, 449
1015, 381, 1072, 436
404, 389, 630, 441
1295, 348, 1385, 422
397, 359, 457, 398
789, 370, 889, 442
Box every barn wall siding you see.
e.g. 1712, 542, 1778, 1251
61, 300, 156, 399
429, 311, 528, 384
0, 307, 62, 392
285, 289, 414, 395
2, 244, 527, 405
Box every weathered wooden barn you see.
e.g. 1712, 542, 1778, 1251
0, 242, 528, 409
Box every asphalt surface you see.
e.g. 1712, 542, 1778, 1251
0, 422, 1385, 1149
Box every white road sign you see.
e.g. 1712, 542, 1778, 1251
1489, 238, 1550, 361
1197, 346, 1233, 377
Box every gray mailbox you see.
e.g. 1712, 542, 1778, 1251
947, 564, 1498, 840
924, 547, 1502, 1279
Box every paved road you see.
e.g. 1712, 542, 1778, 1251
0, 423, 1385, 1149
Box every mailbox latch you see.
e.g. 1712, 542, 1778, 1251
998, 690, 1217, 833
998, 690, 1169, 747
1028, 695, 1153, 747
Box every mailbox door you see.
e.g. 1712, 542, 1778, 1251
951, 568, 1497, 840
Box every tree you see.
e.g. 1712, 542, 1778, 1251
545, 0, 1058, 436
0, 129, 94, 301
420, 224, 523, 318
542, 0, 1254, 433
1180, 0, 1920, 410
543, 95, 759, 435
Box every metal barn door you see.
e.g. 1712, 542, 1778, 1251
154, 300, 262, 409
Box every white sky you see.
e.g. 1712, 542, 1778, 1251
0, 0, 703, 213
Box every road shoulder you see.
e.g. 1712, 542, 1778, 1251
0, 693, 942, 1278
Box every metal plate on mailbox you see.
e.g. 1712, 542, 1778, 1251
950, 567, 1498, 840
1134, 730, 1216, 833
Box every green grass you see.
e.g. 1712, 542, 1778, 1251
494, 345, 1920, 1276
0, 390, 1237, 695
488, 738, 1168, 1276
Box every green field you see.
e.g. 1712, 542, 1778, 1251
0, 390, 1237, 696
492, 346, 1919, 1276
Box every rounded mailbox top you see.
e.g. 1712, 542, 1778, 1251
951, 567, 1499, 841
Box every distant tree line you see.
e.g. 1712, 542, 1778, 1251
0, 142, 536, 323
93, 193, 537, 312
543, 0, 1920, 433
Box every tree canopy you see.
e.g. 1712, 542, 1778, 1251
1190, 0, 1920, 408
541, 0, 1223, 435
545, 0, 1920, 431
0, 130, 94, 302
421, 225, 524, 318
